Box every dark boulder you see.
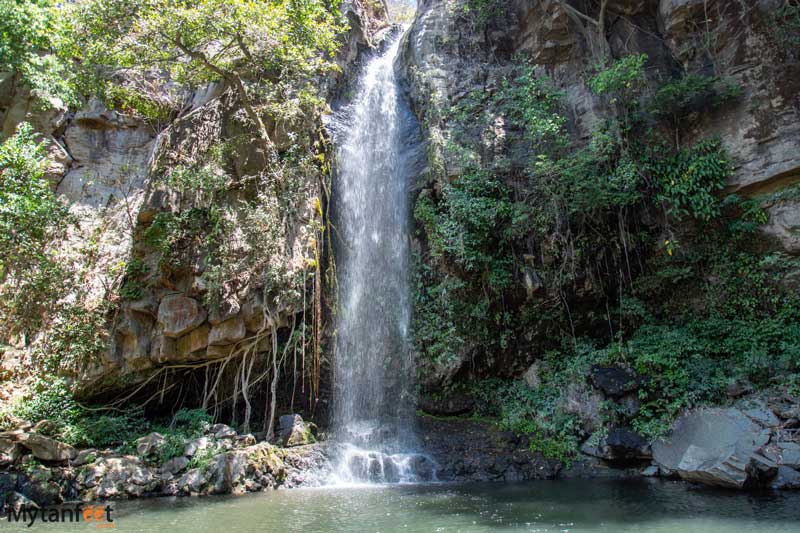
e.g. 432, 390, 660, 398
581, 427, 651, 463
652, 407, 777, 489
589, 366, 640, 397
418, 390, 475, 417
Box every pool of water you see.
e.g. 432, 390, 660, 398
8, 479, 800, 532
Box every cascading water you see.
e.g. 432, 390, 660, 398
328, 32, 434, 484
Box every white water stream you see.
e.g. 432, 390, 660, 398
329, 34, 433, 483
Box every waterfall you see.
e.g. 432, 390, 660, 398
328, 33, 433, 484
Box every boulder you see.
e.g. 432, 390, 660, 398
580, 427, 651, 463
136, 432, 166, 457
278, 414, 316, 447
72, 449, 98, 467
763, 442, 800, 469
208, 317, 246, 345
177, 468, 208, 494
742, 401, 781, 427
161, 456, 189, 476
184, 437, 211, 457
82, 456, 157, 498
652, 408, 777, 489
157, 295, 207, 338
523, 363, 541, 389
176, 324, 210, 357
211, 424, 237, 439
771, 466, 800, 490
589, 366, 640, 397
19, 433, 77, 462
418, 390, 475, 416
0, 434, 23, 465
150, 335, 177, 364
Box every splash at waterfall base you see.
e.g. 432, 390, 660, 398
0, 416, 568, 507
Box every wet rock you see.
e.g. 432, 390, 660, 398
20, 433, 77, 462
177, 468, 208, 494
157, 295, 207, 338
771, 466, 800, 490
5, 491, 39, 512
763, 442, 800, 469
17, 467, 63, 506
582, 427, 651, 463
409, 454, 436, 481
642, 465, 659, 477
417, 415, 560, 482
652, 408, 777, 489
136, 433, 166, 457
418, 390, 475, 416
278, 415, 316, 447
589, 366, 640, 398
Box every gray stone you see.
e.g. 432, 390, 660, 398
136, 432, 166, 457
589, 366, 640, 397
581, 427, 651, 462
158, 295, 207, 338
771, 466, 800, 490
208, 317, 246, 346
653, 408, 776, 489
177, 468, 208, 494
742, 402, 781, 427
764, 442, 800, 469
523, 362, 541, 389
161, 456, 190, 476
642, 465, 659, 477
0, 435, 23, 465
19, 433, 77, 462
278, 414, 316, 447
72, 448, 98, 467
211, 424, 237, 439
184, 437, 211, 457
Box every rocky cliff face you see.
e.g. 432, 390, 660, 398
397, 0, 800, 488
398, 0, 800, 383
0, 1, 390, 409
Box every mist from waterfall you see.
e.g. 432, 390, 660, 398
328, 33, 432, 484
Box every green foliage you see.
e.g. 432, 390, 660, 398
649, 74, 740, 125
651, 138, 731, 222
119, 257, 149, 300
0, 0, 77, 107
588, 54, 648, 98
33, 303, 109, 375
0, 122, 72, 337
1, 378, 214, 455
68, 0, 345, 121
773, 1, 800, 52
462, 0, 500, 25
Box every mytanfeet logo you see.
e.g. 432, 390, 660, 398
6, 504, 115, 528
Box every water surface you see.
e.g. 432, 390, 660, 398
10, 479, 800, 532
